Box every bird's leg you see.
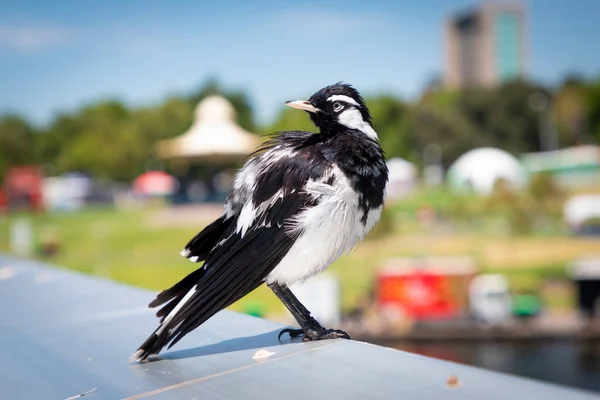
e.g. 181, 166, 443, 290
268, 282, 319, 338
268, 282, 350, 342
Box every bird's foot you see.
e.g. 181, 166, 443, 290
302, 327, 351, 341
278, 326, 350, 342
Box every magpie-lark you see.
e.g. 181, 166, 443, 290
130, 83, 388, 362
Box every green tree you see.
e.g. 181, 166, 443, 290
0, 115, 36, 179
37, 113, 83, 170
130, 96, 195, 172
584, 77, 600, 144
12, 76, 598, 185
412, 104, 484, 167
34, 80, 259, 182
413, 80, 548, 166
367, 96, 414, 161
267, 107, 316, 134
554, 76, 589, 146
456, 81, 546, 154
38, 101, 144, 180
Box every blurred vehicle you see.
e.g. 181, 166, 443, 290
376, 257, 476, 320
42, 172, 114, 212
468, 274, 512, 325
3, 166, 44, 213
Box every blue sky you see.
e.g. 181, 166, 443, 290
1, 0, 599, 127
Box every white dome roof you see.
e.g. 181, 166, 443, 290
448, 147, 526, 195
156, 95, 259, 160
194, 95, 236, 122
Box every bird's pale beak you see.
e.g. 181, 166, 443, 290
285, 100, 320, 113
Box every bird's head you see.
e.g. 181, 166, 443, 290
285, 83, 375, 138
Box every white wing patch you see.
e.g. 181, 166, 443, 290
225, 145, 296, 219
229, 144, 299, 236
235, 188, 285, 236
224, 158, 260, 218
236, 201, 256, 237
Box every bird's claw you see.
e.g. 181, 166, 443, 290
278, 328, 304, 341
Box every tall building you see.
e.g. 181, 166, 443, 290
444, 2, 526, 89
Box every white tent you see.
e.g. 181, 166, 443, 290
156, 95, 260, 162
447, 147, 526, 195
386, 157, 417, 199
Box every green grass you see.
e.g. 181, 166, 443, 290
1, 207, 196, 285
0, 206, 287, 317
0, 205, 597, 317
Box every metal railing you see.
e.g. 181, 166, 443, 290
1, 255, 598, 400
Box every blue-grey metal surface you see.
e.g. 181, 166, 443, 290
1, 255, 598, 400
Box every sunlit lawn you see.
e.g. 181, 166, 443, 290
1, 206, 598, 317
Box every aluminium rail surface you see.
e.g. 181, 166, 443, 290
1, 255, 599, 400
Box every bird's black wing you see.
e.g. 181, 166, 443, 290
131, 139, 325, 361
143, 215, 236, 315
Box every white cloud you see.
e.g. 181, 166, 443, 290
267, 10, 390, 39
0, 25, 71, 52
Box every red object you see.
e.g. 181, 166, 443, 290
0, 190, 6, 214
377, 259, 475, 320
133, 171, 176, 196
3, 166, 44, 212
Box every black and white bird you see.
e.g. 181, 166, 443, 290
130, 83, 388, 362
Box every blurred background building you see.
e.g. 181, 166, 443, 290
444, 2, 526, 88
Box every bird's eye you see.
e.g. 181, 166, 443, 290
333, 102, 344, 112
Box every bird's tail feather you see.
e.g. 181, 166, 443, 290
129, 229, 278, 362
149, 267, 206, 319
130, 214, 292, 363
129, 275, 262, 363
129, 216, 234, 363
129, 271, 203, 362
129, 326, 172, 362
180, 215, 233, 262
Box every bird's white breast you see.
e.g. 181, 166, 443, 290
266, 165, 382, 286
